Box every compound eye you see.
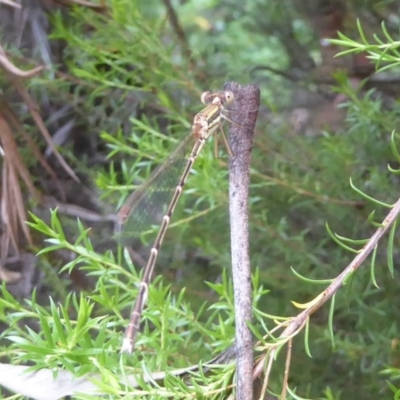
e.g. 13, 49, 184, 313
224, 91, 234, 105
200, 91, 212, 105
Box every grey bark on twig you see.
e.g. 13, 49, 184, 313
224, 82, 260, 400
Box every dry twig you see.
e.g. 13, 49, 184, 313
225, 82, 260, 400
252, 195, 400, 395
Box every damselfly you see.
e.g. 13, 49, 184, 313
116, 90, 234, 353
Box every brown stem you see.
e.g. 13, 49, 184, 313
162, 0, 193, 62
224, 81, 260, 400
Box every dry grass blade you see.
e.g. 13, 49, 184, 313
2, 64, 80, 182
0, 45, 44, 78
2, 160, 23, 251
1, 98, 60, 183
0, 109, 40, 200
0, 0, 21, 8
0, 113, 37, 252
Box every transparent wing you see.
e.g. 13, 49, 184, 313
115, 135, 193, 246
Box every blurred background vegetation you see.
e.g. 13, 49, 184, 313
1, 0, 400, 399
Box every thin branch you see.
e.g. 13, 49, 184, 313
224, 82, 260, 400
253, 195, 400, 387
162, 0, 193, 62
280, 338, 292, 400
161, 0, 206, 80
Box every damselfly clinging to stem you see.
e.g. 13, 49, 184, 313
116, 90, 235, 354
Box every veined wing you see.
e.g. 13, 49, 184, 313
115, 134, 194, 246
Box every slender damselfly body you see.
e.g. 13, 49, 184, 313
116, 90, 234, 353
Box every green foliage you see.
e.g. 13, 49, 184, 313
331, 20, 400, 72
0, 211, 267, 397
